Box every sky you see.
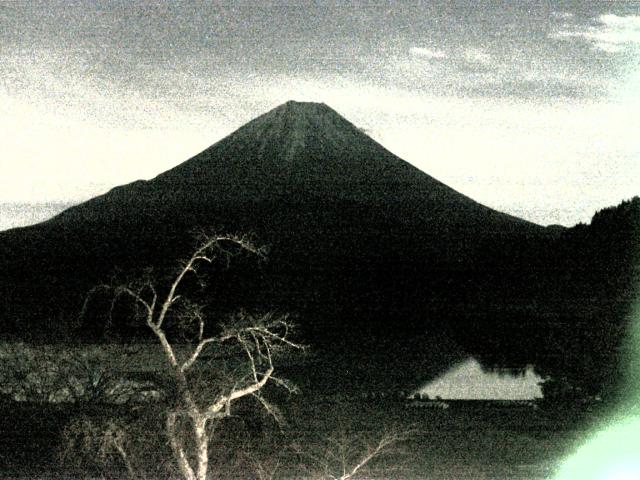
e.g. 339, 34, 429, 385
1, 0, 639, 230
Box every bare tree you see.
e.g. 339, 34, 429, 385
60, 416, 139, 478
85, 233, 303, 480
298, 429, 411, 480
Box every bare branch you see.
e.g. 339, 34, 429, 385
197, 312, 204, 342
239, 335, 259, 383
301, 430, 412, 480
252, 392, 285, 425
180, 337, 217, 373
206, 366, 275, 417
79, 284, 111, 321
155, 234, 261, 329
336, 432, 403, 480
268, 375, 300, 394
148, 323, 179, 369
247, 326, 305, 351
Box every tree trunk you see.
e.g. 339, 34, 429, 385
194, 415, 209, 480
167, 411, 197, 480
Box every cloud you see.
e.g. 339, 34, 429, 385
410, 46, 491, 65
551, 14, 640, 53
551, 12, 574, 20
464, 48, 491, 64
410, 47, 447, 59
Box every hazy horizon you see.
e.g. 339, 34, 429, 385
0, 202, 76, 231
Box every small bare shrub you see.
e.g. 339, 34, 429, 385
59, 407, 174, 479
296, 429, 412, 480
0, 343, 125, 404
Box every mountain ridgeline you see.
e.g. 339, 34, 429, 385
0, 101, 637, 396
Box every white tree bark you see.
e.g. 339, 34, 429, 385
92, 234, 302, 480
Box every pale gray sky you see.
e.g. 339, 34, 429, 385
1, 1, 639, 230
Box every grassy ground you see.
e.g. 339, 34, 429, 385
283, 396, 601, 480
0, 394, 605, 479
0, 342, 608, 478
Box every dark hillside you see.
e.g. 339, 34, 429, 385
538, 197, 639, 399
0, 102, 635, 394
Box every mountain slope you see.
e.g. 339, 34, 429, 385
0, 101, 575, 390
48, 101, 536, 232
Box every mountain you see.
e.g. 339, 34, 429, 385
48, 100, 535, 230
29, 100, 540, 270
0, 101, 635, 394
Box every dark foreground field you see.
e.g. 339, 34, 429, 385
0, 396, 605, 479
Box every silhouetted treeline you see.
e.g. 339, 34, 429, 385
467, 197, 639, 400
